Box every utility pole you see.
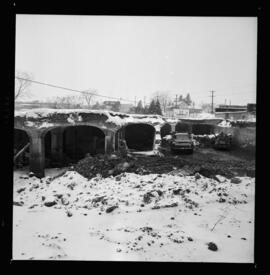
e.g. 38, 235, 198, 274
209, 91, 215, 114
210, 91, 215, 114
175, 94, 178, 108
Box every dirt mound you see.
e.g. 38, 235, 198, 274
74, 153, 137, 179
74, 153, 255, 180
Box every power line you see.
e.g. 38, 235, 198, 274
15, 77, 135, 103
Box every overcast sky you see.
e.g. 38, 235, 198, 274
15, 15, 257, 106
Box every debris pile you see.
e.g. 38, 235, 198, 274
14, 168, 254, 217
74, 153, 137, 179
73, 152, 255, 180
13, 159, 255, 261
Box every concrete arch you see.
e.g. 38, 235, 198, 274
123, 123, 156, 151
14, 127, 32, 140
14, 128, 31, 168
40, 122, 107, 139
43, 125, 106, 167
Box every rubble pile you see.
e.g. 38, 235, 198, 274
74, 153, 255, 180
14, 169, 254, 216
74, 153, 136, 179
13, 153, 255, 261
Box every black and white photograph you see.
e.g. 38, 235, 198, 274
12, 14, 257, 262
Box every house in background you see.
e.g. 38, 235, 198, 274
188, 107, 203, 118
164, 101, 202, 119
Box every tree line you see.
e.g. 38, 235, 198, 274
15, 70, 194, 115
134, 92, 193, 116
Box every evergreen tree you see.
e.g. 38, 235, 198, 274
135, 100, 144, 114
147, 99, 156, 114
143, 105, 149, 114
179, 95, 183, 101
185, 93, 192, 106
155, 99, 163, 115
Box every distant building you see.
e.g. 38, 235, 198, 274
215, 104, 256, 121
215, 104, 247, 113
119, 104, 133, 113
215, 111, 249, 120
164, 101, 202, 119
102, 101, 121, 112
188, 108, 203, 118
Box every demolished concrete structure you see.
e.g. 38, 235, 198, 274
14, 109, 168, 177
14, 108, 255, 178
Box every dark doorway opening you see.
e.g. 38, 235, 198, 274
192, 124, 215, 135
44, 125, 105, 167
175, 122, 191, 133
63, 126, 105, 162
125, 123, 155, 151
161, 123, 172, 138
14, 129, 30, 168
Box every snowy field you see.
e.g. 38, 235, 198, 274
13, 167, 255, 262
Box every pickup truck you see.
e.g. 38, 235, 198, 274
170, 132, 194, 154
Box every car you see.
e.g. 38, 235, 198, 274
170, 132, 194, 154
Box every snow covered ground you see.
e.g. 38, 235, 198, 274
13, 168, 254, 262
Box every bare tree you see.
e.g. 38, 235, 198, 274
46, 95, 83, 109
151, 91, 173, 113
15, 71, 33, 101
59, 95, 82, 109
81, 89, 98, 108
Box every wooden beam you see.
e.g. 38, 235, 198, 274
14, 143, 30, 163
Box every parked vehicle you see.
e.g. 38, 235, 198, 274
170, 132, 194, 154
214, 132, 232, 150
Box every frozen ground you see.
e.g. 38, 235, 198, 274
13, 167, 254, 262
